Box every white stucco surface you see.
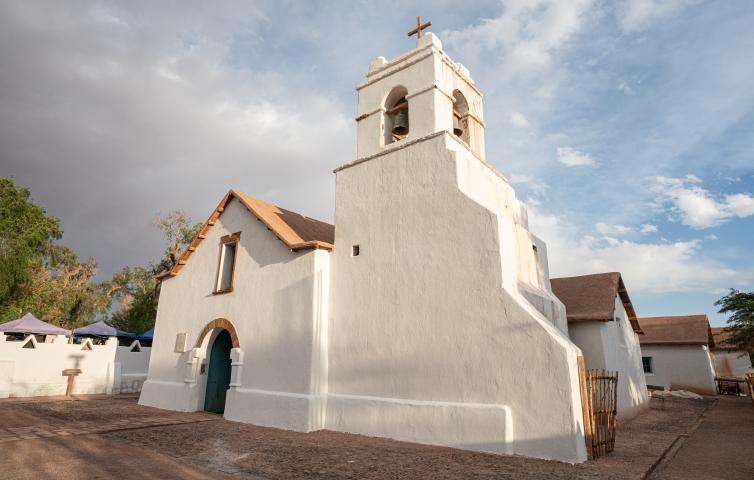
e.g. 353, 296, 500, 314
0, 335, 150, 397
329, 131, 585, 462
568, 296, 648, 418
139, 197, 329, 431
641, 344, 717, 394
712, 349, 754, 378
141, 33, 587, 464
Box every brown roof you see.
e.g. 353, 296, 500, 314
550, 272, 643, 333
157, 189, 334, 280
710, 327, 736, 350
637, 315, 715, 347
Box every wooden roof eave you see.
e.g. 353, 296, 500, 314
155, 190, 333, 282
617, 276, 644, 334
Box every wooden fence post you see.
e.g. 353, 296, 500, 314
577, 356, 593, 459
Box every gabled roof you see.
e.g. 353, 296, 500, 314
550, 272, 643, 333
157, 189, 334, 280
637, 315, 715, 347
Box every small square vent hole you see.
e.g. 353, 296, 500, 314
352, 245, 360, 257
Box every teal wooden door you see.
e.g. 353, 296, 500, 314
204, 330, 232, 413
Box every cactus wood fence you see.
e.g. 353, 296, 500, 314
578, 356, 619, 460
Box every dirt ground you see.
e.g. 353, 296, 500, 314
651, 395, 754, 479
0, 393, 750, 479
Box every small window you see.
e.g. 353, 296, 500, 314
214, 233, 240, 294
642, 356, 653, 374
352, 245, 360, 257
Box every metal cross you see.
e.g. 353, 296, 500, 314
407, 16, 432, 45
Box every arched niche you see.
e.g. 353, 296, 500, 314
383, 85, 409, 146
452, 90, 471, 145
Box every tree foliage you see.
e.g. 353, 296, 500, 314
0, 178, 63, 320
0, 179, 110, 326
715, 289, 754, 359
0, 177, 200, 333
107, 212, 200, 334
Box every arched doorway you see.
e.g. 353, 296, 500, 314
204, 330, 233, 413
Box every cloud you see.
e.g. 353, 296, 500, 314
530, 208, 750, 294
596, 222, 633, 235
510, 112, 530, 127
640, 223, 658, 233
616, 0, 702, 33
556, 147, 598, 166
0, 2, 351, 278
618, 80, 635, 96
443, 0, 595, 70
652, 176, 754, 228
510, 174, 547, 205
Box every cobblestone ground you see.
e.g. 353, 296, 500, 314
1, 393, 741, 479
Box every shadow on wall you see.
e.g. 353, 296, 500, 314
0, 334, 151, 398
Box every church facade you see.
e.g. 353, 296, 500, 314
140, 33, 588, 463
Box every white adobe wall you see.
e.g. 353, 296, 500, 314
328, 133, 586, 463
712, 349, 754, 378
568, 296, 648, 418
641, 344, 717, 394
139, 197, 328, 431
0, 334, 150, 398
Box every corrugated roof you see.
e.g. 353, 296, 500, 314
157, 189, 334, 280
637, 315, 714, 347
550, 272, 643, 333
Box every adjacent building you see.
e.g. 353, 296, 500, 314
551, 272, 649, 419
638, 315, 717, 395
711, 327, 754, 381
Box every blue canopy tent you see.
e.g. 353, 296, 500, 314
138, 328, 154, 342
73, 320, 135, 340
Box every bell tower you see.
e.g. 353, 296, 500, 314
355, 29, 485, 161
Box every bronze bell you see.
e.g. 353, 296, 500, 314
391, 108, 409, 136
453, 114, 463, 137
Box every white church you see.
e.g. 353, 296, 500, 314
140, 31, 590, 463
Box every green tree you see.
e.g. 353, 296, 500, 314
715, 289, 754, 362
153, 211, 202, 275
108, 266, 157, 335
15, 245, 110, 329
107, 211, 200, 334
0, 178, 62, 319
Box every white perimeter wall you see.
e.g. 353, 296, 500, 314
568, 296, 648, 418
641, 344, 717, 394
0, 335, 151, 398
139, 197, 329, 432
328, 133, 586, 463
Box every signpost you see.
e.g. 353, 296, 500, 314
62, 368, 82, 397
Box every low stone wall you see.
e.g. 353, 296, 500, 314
0, 334, 150, 398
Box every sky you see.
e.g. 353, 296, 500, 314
1, 0, 752, 326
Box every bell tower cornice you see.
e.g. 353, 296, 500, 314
353, 31, 487, 163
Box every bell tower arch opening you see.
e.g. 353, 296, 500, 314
452, 90, 470, 145
383, 86, 409, 146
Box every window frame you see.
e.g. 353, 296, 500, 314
213, 232, 241, 295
